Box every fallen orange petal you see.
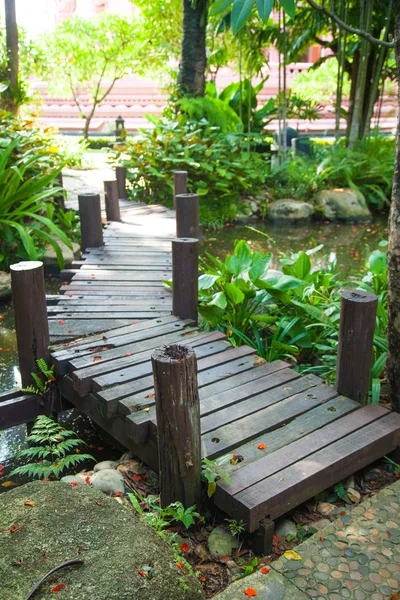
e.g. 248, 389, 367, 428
260, 567, 270, 574
257, 443, 266, 450
51, 583, 67, 593
58, 320, 65, 325
244, 588, 257, 597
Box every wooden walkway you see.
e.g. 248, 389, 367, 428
44, 201, 400, 539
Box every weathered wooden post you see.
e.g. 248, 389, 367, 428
152, 344, 201, 508
172, 238, 198, 323
10, 261, 50, 387
116, 166, 126, 200
335, 289, 378, 404
78, 192, 103, 250
104, 180, 121, 222
173, 170, 187, 208
175, 193, 200, 239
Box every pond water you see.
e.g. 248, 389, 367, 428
0, 215, 388, 486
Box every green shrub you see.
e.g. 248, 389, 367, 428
113, 116, 268, 228
0, 112, 71, 269
198, 239, 387, 402
270, 133, 394, 209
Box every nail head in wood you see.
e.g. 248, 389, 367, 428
152, 343, 201, 508
172, 238, 198, 323
335, 289, 378, 404
104, 180, 121, 222
78, 192, 103, 250
175, 193, 200, 238
10, 261, 50, 387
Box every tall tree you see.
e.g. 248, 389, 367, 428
178, 0, 208, 96
387, 0, 400, 410
4, 0, 18, 114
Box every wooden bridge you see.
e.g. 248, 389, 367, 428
2, 169, 400, 552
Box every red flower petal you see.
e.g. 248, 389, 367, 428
261, 567, 270, 574
257, 443, 266, 450
244, 588, 257, 597
58, 320, 65, 325
180, 542, 189, 552
52, 583, 67, 593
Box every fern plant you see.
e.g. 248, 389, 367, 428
10, 415, 95, 480
22, 358, 56, 397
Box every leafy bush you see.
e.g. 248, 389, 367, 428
0, 112, 71, 269
270, 133, 394, 209
198, 239, 388, 402
10, 414, 94, 480
114, 116, 268, 228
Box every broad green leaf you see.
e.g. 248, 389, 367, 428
295, 252, 311, 280
231, 0, 255, 34
279, 0, 296, 18
258, 273, 304, 291
226, 240, 252, 275
249, 253, 271, 282
198, 304, 224, 327
210, 0, 234, 15
225, 282, 245, 305
198, 273, 220, 290
210, 291, 228, 309
255, 0, 274, 22
368, 250, 386, 275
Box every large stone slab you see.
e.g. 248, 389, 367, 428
0, 481, 204, 600
315, 187, 371, 221
213, 568, 308, 599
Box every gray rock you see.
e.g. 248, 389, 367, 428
208, 527, 238, 559
61, 475, 87, 486
315, 188, 371, 221
267, 200, 314, 223
0, 481, 204, 600
213, 569, 308, 599
90, 468, 125, 495
93, 460, 118, 473
0, 271, 11, 300
275, 518, 297, 541
43, 240, 81, 268
117, 451, 135, 464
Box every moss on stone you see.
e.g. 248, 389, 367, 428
0, 481, 204, 600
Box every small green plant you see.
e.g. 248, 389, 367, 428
225, 518, 245, 537
22, 358, 56, 397
333, 482, 352, 504
10, 415, 95, 480
128, 492, 201, 531
237, 556, 258, 579
202, 457, 232, 497
383, 455, 400, 473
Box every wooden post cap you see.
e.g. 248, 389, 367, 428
152, 343, 195, 363
10, 261, 44, 272
341, 289, 378, 304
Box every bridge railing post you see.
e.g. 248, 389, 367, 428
152, 344, 201, 508
335, 289, 378, 404
104, 180, 121, 222
10, 261, 50, 388
78, 192, 103, 251
172, 238, 198, 323
175, 193, 200, 239
116, 166, 126, 200
173, 170, 187, 208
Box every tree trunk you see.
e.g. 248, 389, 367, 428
387, 0, 400, 411
348, 2, 372, 148
4, 0, 19, 114
178, 0, 207, 96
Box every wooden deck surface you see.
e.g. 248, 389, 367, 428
46, 201, 400, 534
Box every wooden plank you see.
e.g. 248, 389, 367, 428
96, 353, 260, 417
222, 395, 360, 475
234, 412, 400, 531
62, 270, 171, 282
214, 404, 387, 514
50, 315, 187, 374
128, 369, 313, 445
72, 333, 228, 397
0, 389, 23, 401
67, 321, 197, 372
48, 302, 172, 313
74, 259, 172, 267
49, 318, 133, 342
60, 283, 168, 291
92, 344, 255, 393
201, 384, 339, 460
50, 296, 171, 305
118, 359, 287, 417
59, 289, 171, 298
201, 372, 320, 434
0, 392, 70, 429
50, 311, 170, 320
